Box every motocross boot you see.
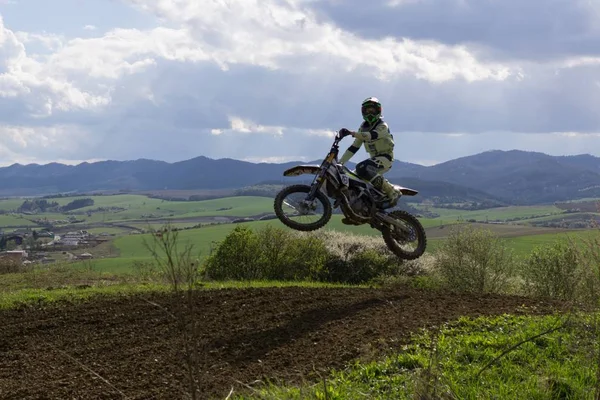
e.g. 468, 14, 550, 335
372, 176, 399, 208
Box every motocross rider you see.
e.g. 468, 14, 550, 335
338, 97, 399, 225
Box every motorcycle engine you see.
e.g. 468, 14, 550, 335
347, 192, 370, 217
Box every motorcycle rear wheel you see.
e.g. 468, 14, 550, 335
381, 210, 427, 260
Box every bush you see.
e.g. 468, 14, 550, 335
203, 225, 330, 281
0, 259, 30, 274
521, 241, 581, 301
302, 230, 426, 284
203, 225, 262, 280
432, 225, 517, 294
575, 231, 600, 305
203, 225, 429, 284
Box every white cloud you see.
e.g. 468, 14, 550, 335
83, 25, 97, 31
125, 0, 514, 83
0, 16, 110, 117
14, 31, 63, 52
306, 128, 337, 137
242, 155, 309, 163
554, 132, 600, 138
0, 124, 94, 158
0, 0, 598, 167
211, 116, 284, 136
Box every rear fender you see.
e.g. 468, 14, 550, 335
283, 165, 321, 177
393, 184, 418, 196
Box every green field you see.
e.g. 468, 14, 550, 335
2, 193, 596, 276
83, 196, 276, 223
0, 215, 37, 227
503, 230, 597, 256
0, 199, 27, 211
69, 217, 593, 274
75, 215, 451, 273
412, 204, 564, 221
0, 195, 276, 224
84, 227, 126, 235
114, 215, 459, 257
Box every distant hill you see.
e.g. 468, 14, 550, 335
391, 150, 600, 204
2, 150, 600, 204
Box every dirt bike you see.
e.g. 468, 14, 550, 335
273, 130, 427, 260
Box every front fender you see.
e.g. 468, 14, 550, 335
283, 165, 321, 177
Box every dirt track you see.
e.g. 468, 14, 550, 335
0, 286, 563, 399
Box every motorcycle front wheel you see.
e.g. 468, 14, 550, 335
274, 184, 332, 231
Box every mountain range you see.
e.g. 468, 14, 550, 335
2, 150, 600, 205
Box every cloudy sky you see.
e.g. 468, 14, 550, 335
1, 0, 600, 167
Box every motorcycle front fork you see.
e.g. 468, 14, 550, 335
306, 172, 326, 201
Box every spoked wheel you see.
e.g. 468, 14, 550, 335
381, 210, 427, 260
274, 184, 332, 231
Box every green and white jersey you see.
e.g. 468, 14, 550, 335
340, 119, 394, 164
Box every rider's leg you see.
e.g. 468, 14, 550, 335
356, 157, 398, 205
341, 157, 397, 224
341, 158, 379, 225
372, 175, 399, 206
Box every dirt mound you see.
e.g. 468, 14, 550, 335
0, 286, 563, 399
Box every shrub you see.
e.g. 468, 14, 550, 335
521, 241, 581, 301
432, 225, 517, 294
203, 225, 262, 280
575, 231, 600, 305
203, 225, 330, 281
302, 230, 421, 284
0, 258, 31, 274
203, 225, 429, 284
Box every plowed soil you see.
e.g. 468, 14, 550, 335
0, 286, 564, 400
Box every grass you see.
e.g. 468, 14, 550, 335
0, 198, 27, 211
65, 195, 274, 221
0, 283, 168, 310
0, 195, 276, 225
235, 312, 598, 399
124, 222, 201, 230
0, 263, 364, 310
503, 230, 598, 257
411, 204, 564, 221
0, 214, 37, 227
84, 227, 128, 235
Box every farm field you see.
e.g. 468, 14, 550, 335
0, 195, 585, 231
0, 214, 37, 227
409, 204, 564, 221
70, 218, 590, 274
0, 285, 564, 399
0, 198, 26, 211
0, 195, 276, 228
113, 217, 555, 257
2, 193, 596, 274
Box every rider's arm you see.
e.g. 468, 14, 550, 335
339, 135, 364, 165
354, 122, 390, 141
